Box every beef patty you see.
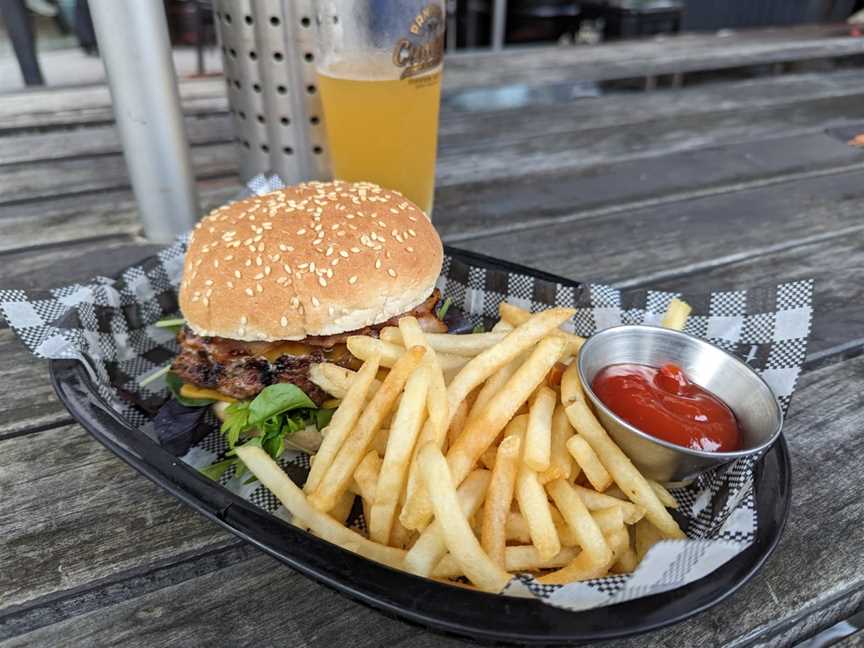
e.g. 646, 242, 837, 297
171, 290, 445, 405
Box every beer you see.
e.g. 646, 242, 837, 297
318, 62, 442, 215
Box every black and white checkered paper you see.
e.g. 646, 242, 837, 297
0, 176, 812, 612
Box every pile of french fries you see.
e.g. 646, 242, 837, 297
237, 299, 692, 592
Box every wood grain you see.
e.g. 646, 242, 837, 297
453, 168, 864, 287
0, 424, 235, 611
0, 79, 228, 131
444, 26, 864, 91
0, 143, 237, 206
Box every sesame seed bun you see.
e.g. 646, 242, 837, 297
179, 181, 443, 341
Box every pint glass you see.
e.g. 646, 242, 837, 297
313, 1, 445, 216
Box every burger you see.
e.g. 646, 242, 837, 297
171, 180, 446, 407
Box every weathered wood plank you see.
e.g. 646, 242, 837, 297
435, 91, 864, 187
444, 27, 864, 92
0, 79, 228, 131
0, 424, 235, 612
433, 133, 864, 242
0, 178, 237, 255
0, 143, 238, 206
0, 329, 73, 438
3, 353, 860, 647
453, 168, 864, 289
439, 69, 864, 143
0, 114, 234, 166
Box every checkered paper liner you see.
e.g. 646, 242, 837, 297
0, 178, 812, 612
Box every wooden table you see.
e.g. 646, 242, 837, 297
2, 29, 864, 647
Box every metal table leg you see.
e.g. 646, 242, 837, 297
88, 0, 200, 242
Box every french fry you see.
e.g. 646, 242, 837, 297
398, 317, 450, 514
329, 490, 356, 526
565, 401, 685, 539
661, 297, 692, 331
236, 445, 405, 569
498, 302, 584, 356
479, 445, 498, 470
468, 352, 525, 424
389, 518, 415, 549
304, 356, 380, 494
401, 325, 571, 531
571, 484, 645, 524
546, 480, 611, 565
635, 518, 666, 562
370, 427, 390, 456
347, 336, 467, 373
560, 361, 584, 406
535, 548, 611, 585
524, 386, 556, 472
449, 337, 567, 495
369, 365, 430, 544
505, 512, 532, 543
309, 346, 425, 512
548, 506, 579, 547
380, 329, 509, 357
432, 546, 578, 578
516, 462, 561, 562
417, 445, 509, 592
648, 479, 679, 509
491, 320, 513, 333
611, 547, 639, 574
538, 404, 575, 484
590, 506, 625, 535
446, 398, 470, 448
567, 435, 613, 492
481, 434, 522, 567
353, 450, 381, 503
309, 362, 382, 400
403, 469, 491, 577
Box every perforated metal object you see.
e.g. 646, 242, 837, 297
214, 0, 330, 184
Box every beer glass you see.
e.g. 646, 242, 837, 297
313, 0, 445, 216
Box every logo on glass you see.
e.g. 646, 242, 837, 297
392, 5, 445, 80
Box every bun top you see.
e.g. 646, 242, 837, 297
179, 181, 443, 341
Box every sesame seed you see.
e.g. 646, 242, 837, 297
254, 272, 264, 280
245, 288, 254, 297
264, 266, 271, 275
240, 315, 248, 325
406, 246, 414, 253
408, 229, 417, 237
388, 269, 397, 277
389, 208, 399, 214
351, 247, 361, 253
234, 270, 242, 278
256, 284, 263, 293
349, 275, 358, 284
224, 255, 234, 261
227, 281, 234, 288
298, 263, 309, 269
328, 306, 335, 316
312, 296, 320, 307
202, 297, 209, 306
245, 259, 252, 267
374, 259, 382, 269
319, 277, 327, 287
312, 238, 323, 245
331, 259, 339, 266
281, 316, 288, 327
339, 250, 349, 258
309, 262, 316, 272
257, 243, 265, 252
297, 228, 307, 235
283, 264, 293, 273
205, 279, 213, 286
256, 257, 263, 266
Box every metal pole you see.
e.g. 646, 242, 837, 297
492, 0, 507, 51
89, 0, 199, 243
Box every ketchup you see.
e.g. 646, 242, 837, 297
591, 363, 742, 452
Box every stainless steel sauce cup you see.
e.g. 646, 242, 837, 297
577, 325, 783, 484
